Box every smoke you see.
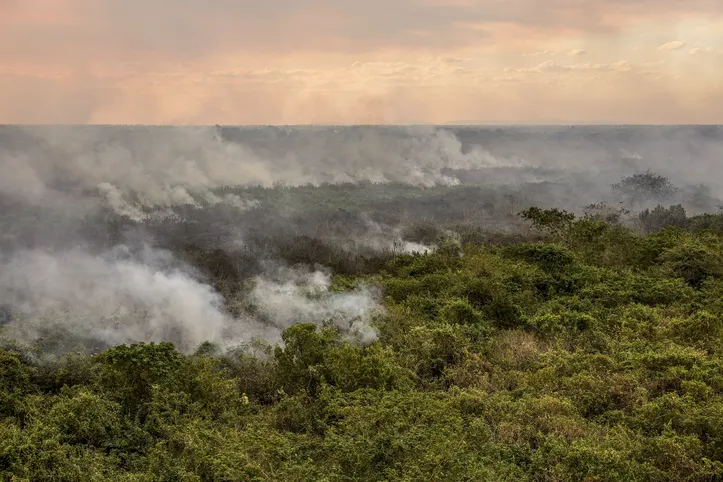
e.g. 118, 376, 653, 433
3, 125, 722, 219
96, 182, 260, 222
248, 263, 382, 345
0, 246, 382, 353
0, 245, 233, 352
1, 124, 722, 356
0, 126, 266, 219
0, 125, 505, 217
338, 213, 434, 254
98, 182, 148, 221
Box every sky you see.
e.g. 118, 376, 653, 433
1, 0, 722, 124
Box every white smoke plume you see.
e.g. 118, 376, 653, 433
337, 213, 433, 254
0, 246, 233, 352
0, 125, 503, 218
3, 125, 722, 221
96, 181, 260, 222
98, 182, 148, 221
249, 264, 382, 344
0, 246, 382, 353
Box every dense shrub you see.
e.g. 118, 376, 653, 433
7, 197, 723, 481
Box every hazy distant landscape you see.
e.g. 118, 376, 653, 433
2, 125, 723, 480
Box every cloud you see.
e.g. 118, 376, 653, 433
522, 49, 554, 57
1, 0, 722, 62
658, 41, 686, 51
689, 46, 721, 55
513, 60, 632, 74
0, 0, 722, 123
0, 51, 720, 124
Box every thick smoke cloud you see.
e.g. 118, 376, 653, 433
1, 124, 722, 355
0, 247, 382, 353
0, 125, 506, 218
0, 246, 236, 352
3, 125, 722, 216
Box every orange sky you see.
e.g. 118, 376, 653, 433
1, 0, 722, 124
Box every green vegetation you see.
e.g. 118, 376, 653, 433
5, 203, 723, 481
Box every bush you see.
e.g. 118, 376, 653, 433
501, 243, 576, 273
639, 204, 688, 234
660, 240, 723, 288
612, 171, 677, 206
46, 388, 123, 447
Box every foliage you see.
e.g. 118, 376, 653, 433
639, 204, 688, 234
519, 207, 576, 237
8, 195, 723, 480
612, 171, 677, 206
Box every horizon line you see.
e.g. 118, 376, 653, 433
1, 123, 722, 128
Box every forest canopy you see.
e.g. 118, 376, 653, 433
4, 188, 723, 481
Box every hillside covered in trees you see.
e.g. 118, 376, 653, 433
4, 186, 723, 480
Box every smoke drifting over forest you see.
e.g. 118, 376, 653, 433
0, 124, 722, 354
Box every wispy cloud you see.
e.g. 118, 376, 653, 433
689, 46, 721, 55
522, 49, 554, 57
658, 40, 686, 51
512, 60, 632, 74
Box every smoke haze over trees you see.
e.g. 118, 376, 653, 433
2, 124, 723, 480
